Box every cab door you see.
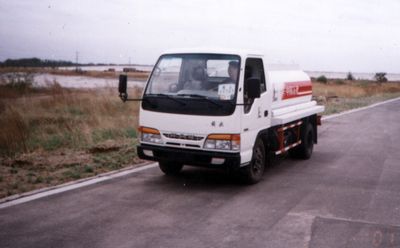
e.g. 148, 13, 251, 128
240, 57, 272, 164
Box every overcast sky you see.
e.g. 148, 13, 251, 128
0, 0, 399, 72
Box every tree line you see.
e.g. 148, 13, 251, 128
0, 58, 78, 67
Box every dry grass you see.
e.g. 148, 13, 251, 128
0, 84, 143, 198
313, 79, 400, 98
312, 79, 400, 115
0, 86, 142, 155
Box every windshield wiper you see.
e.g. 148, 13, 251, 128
145, 93, 186, 106
176, 94, 223, 108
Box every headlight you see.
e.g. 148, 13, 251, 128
204, 134, 240, 151
138, 126, 162, 144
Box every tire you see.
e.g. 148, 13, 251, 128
289, 123, 314, 159
158, 161, 183, 175
240, 138, 266, 184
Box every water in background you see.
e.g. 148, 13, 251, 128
34, 74, 145, 89
3, 65, 399, 89
60, 65, 153, 72
62, 65, 400, 81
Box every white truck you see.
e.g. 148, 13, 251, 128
119, 48, 324, 184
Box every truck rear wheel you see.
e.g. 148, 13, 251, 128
240, 138, 266, 184
159, 161, 183, 175
289, 123, 314, 159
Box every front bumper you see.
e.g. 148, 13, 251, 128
137, 144, 241, 169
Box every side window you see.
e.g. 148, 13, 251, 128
244, 58, 266, 113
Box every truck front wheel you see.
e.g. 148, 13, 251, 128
240, 138, 266, 184
158, 161, 183, 175
289, 123, 314, 159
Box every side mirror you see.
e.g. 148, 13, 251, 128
119, 74, 128, 102
246, 78, 261, 99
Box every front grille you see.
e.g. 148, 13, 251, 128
185, 144, 200, 148
166, 142, 180, 146
166, 142, 201, 148
153, 149, 211, 163
163, 133, 204, 141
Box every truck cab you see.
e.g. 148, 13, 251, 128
119, 48, 324, 184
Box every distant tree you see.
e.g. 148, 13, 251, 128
316, 75, 328, 84
374, 72, 388, 83
346, 72, 354, 81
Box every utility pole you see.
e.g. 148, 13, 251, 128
129, 57, 131, 66
75, 51, 79, 72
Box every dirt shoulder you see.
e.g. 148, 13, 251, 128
0, 140, 144, 198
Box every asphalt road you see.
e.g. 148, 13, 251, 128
1, 99, 400, 248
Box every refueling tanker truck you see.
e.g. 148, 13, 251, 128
118, 48, 324, 184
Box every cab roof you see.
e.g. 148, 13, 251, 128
162, 47, 263, 58
161, 48, 301, 71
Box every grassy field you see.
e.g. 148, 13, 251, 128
0, 81, 143, 198
312, 78, 400, 114
0, 73, 400, 198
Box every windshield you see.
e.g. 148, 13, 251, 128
142, 54, 241, 116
